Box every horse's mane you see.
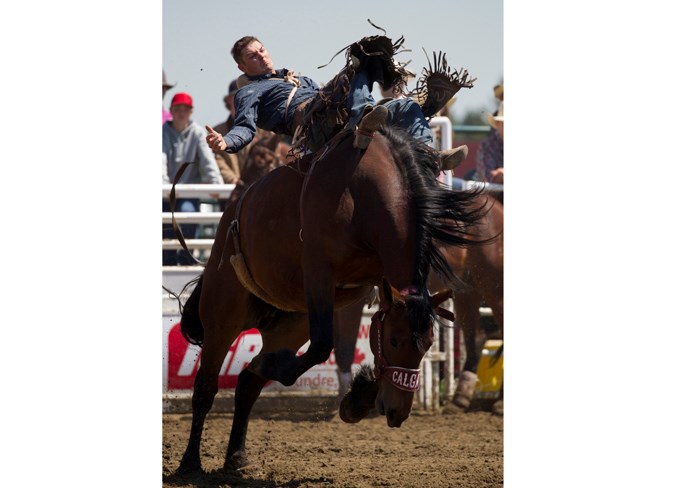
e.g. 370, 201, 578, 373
378, 125, 487, 343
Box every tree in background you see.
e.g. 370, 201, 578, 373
453, 109, 486, 127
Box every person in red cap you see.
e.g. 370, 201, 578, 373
162, 92, 223, 265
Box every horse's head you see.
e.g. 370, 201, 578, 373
372, 280, 450, 427
340, 279, 452, 427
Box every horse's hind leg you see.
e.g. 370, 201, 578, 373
226, 312, 309, 470
224, 368, 268, 470
450, 290, 485, 410
178, 331, 236, 473
178, 274, 249, 473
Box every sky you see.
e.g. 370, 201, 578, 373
162, 0, 503, 127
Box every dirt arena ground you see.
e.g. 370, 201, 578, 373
163, 405, 503, 488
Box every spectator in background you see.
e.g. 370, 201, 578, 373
162, 92, 224, 265
213, 79, 238, 134
475, 85, 504, 184
163, 70, 175, 125
212, 80, 242, 184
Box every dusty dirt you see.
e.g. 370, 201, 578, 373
163, 406, 503, 488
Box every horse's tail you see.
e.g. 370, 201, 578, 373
179, 274, 204, 346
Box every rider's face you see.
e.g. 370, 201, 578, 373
238, 41, 274, 76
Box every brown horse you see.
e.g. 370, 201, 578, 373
176, 125, 488, 473
333, 192, 503, 413
432, 192, 503, 413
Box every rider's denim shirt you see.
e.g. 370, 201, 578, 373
223, 69, 319, 152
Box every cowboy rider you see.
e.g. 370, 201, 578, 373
205, 35, 467, 170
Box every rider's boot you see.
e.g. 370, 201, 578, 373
349, 36, 408, 92
354, 105, 388, 149
438, 145, 468, 172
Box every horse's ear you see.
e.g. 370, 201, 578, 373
431, 288, 455, 322
380, 278, 407, 307
430, 288, 454, 309
380, 277, 394, 306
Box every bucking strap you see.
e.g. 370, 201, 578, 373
229, 253, 296, 311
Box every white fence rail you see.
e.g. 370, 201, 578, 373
162, 211, 223, 225
162, 183, 235, 199
163, 239, 217, 250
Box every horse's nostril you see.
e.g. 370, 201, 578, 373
386, 409, 404, 428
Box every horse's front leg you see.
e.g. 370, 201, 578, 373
227, 312, 310, 469
247, 266, 335, 386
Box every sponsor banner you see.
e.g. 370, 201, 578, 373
163, 309, 376, 393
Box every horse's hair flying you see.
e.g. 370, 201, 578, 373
378, 125, 488, 291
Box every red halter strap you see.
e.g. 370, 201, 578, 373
371, 288, 422, 393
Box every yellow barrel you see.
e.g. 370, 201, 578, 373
475, 339, 503, 399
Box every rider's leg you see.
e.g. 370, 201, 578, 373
381, 97, 434, 144
381, 97, 468, 171
346, 70, 377, 129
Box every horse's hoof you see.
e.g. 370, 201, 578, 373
177, 455, 201, 474
441, 402, 465, 415
452, 371, 478, 409
451, 393, 472, 409
225, 450, 248, 471
339, 398, 359, 423
339, 393, 371, 423
491, 400, 504, 416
